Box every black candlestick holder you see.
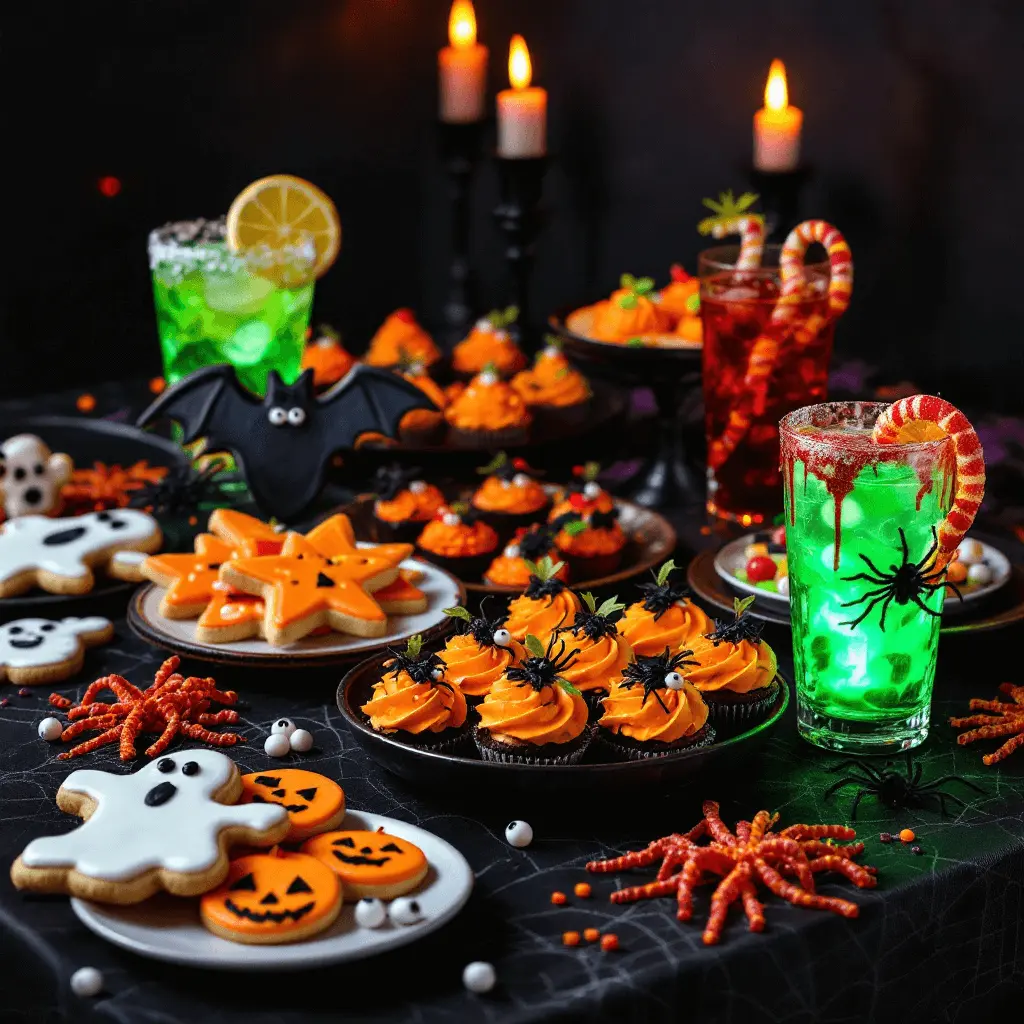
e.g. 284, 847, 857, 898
438, 120, 487, 344
748, 163, 811, 239
493, 155, 548, 348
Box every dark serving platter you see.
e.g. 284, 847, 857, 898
337, 654, 789, 794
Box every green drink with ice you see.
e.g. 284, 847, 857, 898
148, 218, 314, 396
781, 401, 954, 753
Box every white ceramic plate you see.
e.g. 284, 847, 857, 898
714, 533, 1011, 616
71, 810, 473, 970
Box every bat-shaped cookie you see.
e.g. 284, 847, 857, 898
137, 365, 436, 521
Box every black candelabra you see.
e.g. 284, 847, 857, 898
747, 164, 811, 239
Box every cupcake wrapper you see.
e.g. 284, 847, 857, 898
370, 721, 473, 755
702, 682, 781, 729
414, 549, 495, 581
582, 689, 609, 721
470, 507, 550, 547
448, 426, 530, 449
371, 517, 428, 545
564, 550, 623, 581
399, 416, 446, 446
595, 722, 717, 762
530, 399, 592, 435
473, 725, 593, 765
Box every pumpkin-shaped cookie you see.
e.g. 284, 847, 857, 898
301, 829, 428, 900
200, 850, 343, 944
239, 770, 346, 841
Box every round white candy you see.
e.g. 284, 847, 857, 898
463, 961, 497, 994
512, 473, 530, 488
442, 512, 461, 527
583, 481, 601, 501
967, 563, 993, 586
409, 480, 428, 494
38, 717, 63, 742
70, 967, 103, 998
354, 897, 387, 928
956, 539, 985, 565
388, 896, 424, 926
271, 718, 297, 738
478, 372, 499, 387
493, 628, 512, 647
431, 666, 445, 681
505, 820, 533, 848
664, 671, 685, 690
776, 575, 790, 597
503, 544, 520, 558
475, 318, 493, 332
264, 734, 291, 758
289, 729, 314, 753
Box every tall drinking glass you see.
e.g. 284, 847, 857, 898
780, 402, 954, 754
148, 218, 315, 396
699, 244, 835, 525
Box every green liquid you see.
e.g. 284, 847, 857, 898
151, 242, 313, 396
785, 455, 949, 749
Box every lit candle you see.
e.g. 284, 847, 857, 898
753, 59, 803, 172
496, 35, 547, 158
438, 0, 488, 123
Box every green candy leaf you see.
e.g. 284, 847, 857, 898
477, 451, 509, 475
597, 595, 625, 619
522, 557, 541, 578
620, 273, 636, 290
562, 518, 588, 537
443, 606, 473, 622
697, 189, 764, 236
406, 634, 423, 659
556, 677, 582, 696
581, 591, 598, 613
448, 500, 469, 515
554, 367, 569, 380
503, 305, 519, 326
479, 361, 500, 378
315, 323, 340, 342
581, 461, 600, 481
542, 333, 563, 351
524, 634, 546, 659
626, 337, 644, 348
635, 276, 655, 295
656, 559, 677, 587
685, 293, 700, 314
734, 595, 756, 618
618, 293, 638, 310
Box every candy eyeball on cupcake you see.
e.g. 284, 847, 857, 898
354, 897, 387, 929
583, 481, 601, 501
264, 734, 292, 758
271, 718, 297, 738
664, 671, 685, 691
512, 473, 531, 488
388, 896, 424, 926
493, 628, 512, 648
409, 480, 428, 495
505, 820, 533, 848
442, 511, 461, 527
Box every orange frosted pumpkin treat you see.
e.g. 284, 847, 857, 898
549, 462, 615, 519
452, 307, 527, 376
240, 769, 346, 842
484, 525, 568, 589
416, 505, 499, 578
302, 829, 428, 900
505, 555, 583, 642
439, 605, 526, 700
655, 265, 700, 322
552, 507, 627, 579
301, 325, 355, 388
471, 451, 549, 541
398, 361, 446, 443
619, 560, 715, 657
588, 274, 673, 343
364, 309, 441, 368
371, 465, 446, 543
444, 366, 532, 447
511, 338, 592, 429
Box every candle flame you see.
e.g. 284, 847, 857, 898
508, 34, 532, 90
765, 59, 789, 112
448, 0, 477, 49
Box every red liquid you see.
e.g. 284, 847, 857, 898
700, 273, 834, 523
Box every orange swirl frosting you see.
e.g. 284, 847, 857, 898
476, 674, 589, 746
472, 476, 548, 515
485, 547, 567, 589
375, 483, 446, 524
505, 589, 582, 642
452, 324, 527, 375
559, 632, 632, 693
555, 521, 626, 557
365, 310, 441, 368
655, 277, 699, 321
685, 635, 778, 695
439, 633, 526, 698
619, 600, 715, 657
361, 667, 468, 734
445, 373, 532, 431
512, 348, 591, 407
589, 291, 672, 342
417, 518, 498, 557
599, 677, 709, 742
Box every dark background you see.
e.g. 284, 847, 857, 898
6, 0, 1023, 410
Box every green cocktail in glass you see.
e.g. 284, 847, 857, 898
148, 218, 314, 396
780, 401, 955, 753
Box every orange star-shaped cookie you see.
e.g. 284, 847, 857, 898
195, 585, 267, 644
208, 508, 285, 557
141, 535, 238, 618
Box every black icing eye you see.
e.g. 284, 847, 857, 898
40, 623, 55, 632
8, 626, 21, 635
333, 836, 356, 848
254, 775, 280, 788
229, 872, 257, 892
34, 463, 45, 476
181, 761, 200, 776
96, 512, 111, 521
286, 876, 313, 894
157, 758, 175, 773
296, 787, 318, 801
108, 518, 127, 530
13, 467, 26, 481
380, 842, 403, 854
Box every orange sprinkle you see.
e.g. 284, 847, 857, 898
550, 891, 567, 906
76, 394, 96, 413
600, 933, 619, 952
574, 882, 592, 898
562, 931, 581, 947
149, 377, 166, 394
583, 928, 600, 942
899, 828, 916, 843
188, 515, 198, 526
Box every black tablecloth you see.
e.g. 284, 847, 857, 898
1, 387, 1023, 1024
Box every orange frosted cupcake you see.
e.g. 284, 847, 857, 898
686, 597, 779, 725
439, 604, 526, 701
451, 307, 527, 377
301, 325, 356, 389
361, 635, 469, 752
371, 465, 446, 543
548, 463, 615, 520
365, 309, 441, 369
470, 452, 550, 542
551, 508, 626, 579
484, 525, 567, 589
474, 632, 591, 764
554, 592, 632, 714
619, 560, 715, 657
589, 274, 673, 343
444, 366, 532, 447
511, 338, 592, 430
416, 505, 499, 579
398, 361, 446, 444
598, 648, 714, 760
505, 556, 583, 642
654, 265, 699, 322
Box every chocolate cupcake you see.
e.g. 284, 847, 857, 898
370, 464, 445, 543
470, 452, 550, 544
619, 560, 715, 657
504, 555, 583, 643
484, 524, 567, 590
439, 603, 526, 702
416, 504, 499, 580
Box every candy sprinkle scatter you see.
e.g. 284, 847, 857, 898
583, 928, 600, 942
562, 931, 581, 947
148, 377, 166, 394
0, 698, 8, 708
18, 688, 32, 697
899, 828, 916, 843
76, 394, 97, 413
911, 845, 923, 855
879, 832, 893, 843
574, 882, 592, 898
600, 934, 620, 952
550, 891, 567, 906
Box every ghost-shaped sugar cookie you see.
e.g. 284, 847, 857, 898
0, 434, 73, 519
0, 616, 113, 686
11, 750, 290, 904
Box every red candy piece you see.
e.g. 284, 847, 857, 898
770, 525, 787, 547
745, 556, 777, 583
394, 308, 415, 324
670, 264, 691, 284
568, 493, 588, 512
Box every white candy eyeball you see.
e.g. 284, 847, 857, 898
388, 896, 424, 926
286, 406, 306, 426
493, 329, 509, 343
966, 562, 993, 586
432, 666, 445, 681
271, 718, 297, 737
492, 628, 512, 648
505, 820, 533, 848
442, 512, 461, 527
268, 406, 287, 426
409, 480, 428, 494
583, 481, 601, 500
503, 544, 520, 558
542, 345, 560, 359
776, 574, 790, 596
264, 733, 291, 758
289, 728, 314, 752
475, 318, 493, 332
478, 371, 499, 387
354, 897, 387, 928
956, 539, 985, 565
500, 477, 513, 489
664, 671, 685, 690
70, 967, 103, 998
38, 717, 63, 742
512, 473, 530, 488
463, 961, 497, 994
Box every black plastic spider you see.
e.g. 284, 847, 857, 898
448, 597, 511, 651
372, 463, 422, 502
514, 525, 557, 562
705, 609, 765, 646
636, 567, 691, 621
825, 752, 984, 818
840, 526, 959, 631
129, 459, 234, 517
558, 594, 624, 642
506, 633, 581, 692
618, 648, 700, 714
523, 564, 571, 601
383, 639, 452, 690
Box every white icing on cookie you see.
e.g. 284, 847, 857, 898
21, 750, 287, 881
110, 550, 148, 567
0, 510, 159, 584
0, 617, 110, 671
0, 435, 73, 519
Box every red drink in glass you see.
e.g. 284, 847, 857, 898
699, 244, 835, 524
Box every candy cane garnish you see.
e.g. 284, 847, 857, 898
871, 395, 985, 567
707, 216, 765, 270
707, 220, 853, 471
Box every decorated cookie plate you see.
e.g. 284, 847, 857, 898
71, 809, 473, 970
714, 532, 1011, 616
127, 556, 464, 668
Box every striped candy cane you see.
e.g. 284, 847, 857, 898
709, 216, 766, 271
708, 220, 853, 471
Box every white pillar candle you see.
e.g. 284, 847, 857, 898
496, 35, 547, 158
439, 1, 488, 123
753, 59, 803, 172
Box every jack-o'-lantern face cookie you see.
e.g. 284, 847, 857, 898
240, 770, 345, 841
301, 829, 428, 900
200, 850, 342, 945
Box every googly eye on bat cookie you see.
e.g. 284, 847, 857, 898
301, 829, 428, 900
239, 770, 345, 842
